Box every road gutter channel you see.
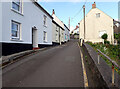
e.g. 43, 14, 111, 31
77, 42, 89, 88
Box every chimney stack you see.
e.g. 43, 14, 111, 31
92, 2, 96, 9
52, 9, 55, 15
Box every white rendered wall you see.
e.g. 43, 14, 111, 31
2, 1, 52, 45
52, 22, 59, 43
52, 14, 65, 43
79, 8, 114, 44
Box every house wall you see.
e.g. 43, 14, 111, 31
64, 26, 67, 42
61, 29, 64, 43
52, 14, 65, 44
64, 25, 70, 42
1, 1, 52, 55
52, 22, 60, 45
2, 2, 52, 44
79, 8, 114, 44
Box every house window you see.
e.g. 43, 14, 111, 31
56, 25, 57, 30
99, 31, 106, 38
12, 0, 22, 13
43, 31, 47, 42
56, 33, 58, 41
11, 20, 20, 39
43, 15, 47, 26
96, 13, 100, 18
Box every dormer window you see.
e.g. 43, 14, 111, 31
12, 0, 22, 13
96, 13, 100, 18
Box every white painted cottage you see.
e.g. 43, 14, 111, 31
64, 24, 70, 42
52, 9, 65, 45
0, 0, 53, 55
79, 2, 114, 44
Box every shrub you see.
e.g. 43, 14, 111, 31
114, 33, 119, 40
101, 33, 108, 41
104, 40, 110, 45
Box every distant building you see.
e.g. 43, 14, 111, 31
64, 24, 70, 42
79, 2, 115, 44
113, 20, 120, 34
74, 33, 79, 39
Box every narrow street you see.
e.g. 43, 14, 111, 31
3, 40, 85, 87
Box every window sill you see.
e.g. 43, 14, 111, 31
43, 41, 47, 43
43, 25, 47, 28
11, 38, 23, 42
11, 9, 24, 16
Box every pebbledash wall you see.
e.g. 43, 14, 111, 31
1, 1, 53, 56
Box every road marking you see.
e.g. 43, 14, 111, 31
77, 42, 88, 87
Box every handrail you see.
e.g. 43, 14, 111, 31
97, 49, 120, 69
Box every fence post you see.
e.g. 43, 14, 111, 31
98, 53, 100, 64
112, 63, 115, 84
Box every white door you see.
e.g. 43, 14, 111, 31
32, 27, 38, 48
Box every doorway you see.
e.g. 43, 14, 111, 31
32, 27, 39, 50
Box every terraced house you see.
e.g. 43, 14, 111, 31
52, 9, 65, 45
0, 0, 53, 56
64, 24, 70, 42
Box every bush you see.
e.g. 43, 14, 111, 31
101, 33, 108, 40
104, 40, 110, 45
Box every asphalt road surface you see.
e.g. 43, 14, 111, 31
3, 40, 84, 87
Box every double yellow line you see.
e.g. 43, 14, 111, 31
77, 42, 88, 87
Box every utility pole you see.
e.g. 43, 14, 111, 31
83, 5, 86, 40
68, 17, 70, 30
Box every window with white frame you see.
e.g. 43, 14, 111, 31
43, 31, 47, 42
12, 0, 22, 13
99, 31, 106, 38
11, 20, 20, 39
96, 13, 100, 18
43, 15, 47, 26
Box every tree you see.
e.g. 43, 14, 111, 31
101, 33, 108, 44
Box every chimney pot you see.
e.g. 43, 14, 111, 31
92, 2, 96, 9
52, 9, 55, 15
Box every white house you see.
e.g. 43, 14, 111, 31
0, 0, 53, 56
64, 24, 70, 42
79, 2, 114, 44
52, 20, 60, 45
52, 9, 65, 45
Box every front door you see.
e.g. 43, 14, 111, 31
32, 27, 38, 49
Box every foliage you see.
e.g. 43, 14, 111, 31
114, 33, 119, 39
74, 33, 79, 35
87, 42, 120, 66
101, 33, 108, 40
104, 40, 110, 45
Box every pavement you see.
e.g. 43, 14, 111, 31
1, 47, 48, 68
2, 40, 84, 87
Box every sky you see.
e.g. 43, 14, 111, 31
39, 1, 118, 31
